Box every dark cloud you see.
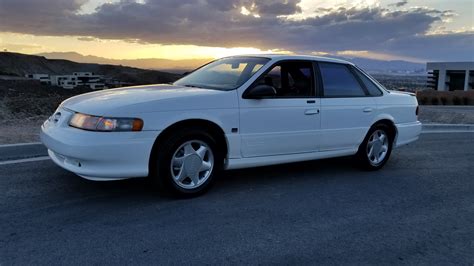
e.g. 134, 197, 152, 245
390, 1, 408, 7
382, 32, 474, 61
0, 0, 472, 61
77, 36, 97, 42
249, 0, 301, 15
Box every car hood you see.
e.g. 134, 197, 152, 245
62, 84, 237, 116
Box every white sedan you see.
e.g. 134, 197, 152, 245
41, 54, 422, 196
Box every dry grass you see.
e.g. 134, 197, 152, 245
0, 80, 80, 144
0, 116, 47, 144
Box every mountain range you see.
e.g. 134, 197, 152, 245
37, 52, 210, 73
37, 52, 426, 74
0, 52, 181, 85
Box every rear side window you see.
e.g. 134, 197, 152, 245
319, 63, 366, 97
353, 67, 383, 96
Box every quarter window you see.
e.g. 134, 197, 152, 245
254, 61, 314, 97
319, 63, 366, 97
352, 67, 383, 96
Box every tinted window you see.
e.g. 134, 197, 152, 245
353, 67, 383, 96
319, 63, 366, 97
174, 57, 269, 90
254, 61, 314, 97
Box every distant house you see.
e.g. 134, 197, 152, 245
427, 62, 473, 91
26, 72, 106, 89
25, 74, 51, 85
72, 72, 106, 89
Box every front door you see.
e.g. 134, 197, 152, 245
239, 61, 321, 157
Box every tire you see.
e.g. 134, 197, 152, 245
150, 128, 223, 197
355, 124, 393, 170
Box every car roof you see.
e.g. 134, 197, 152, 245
227, 54, 354, 65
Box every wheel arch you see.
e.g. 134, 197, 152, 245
148, 119, 229, 175
370, 119, 398, 145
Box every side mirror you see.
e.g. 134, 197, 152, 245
244, 84, 277, 99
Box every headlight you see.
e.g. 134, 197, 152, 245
69, 113, 144, 132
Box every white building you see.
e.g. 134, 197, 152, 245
72, 72, 106, 89
49, 75, 77, 89
25, 74, 51, 85
427, 62, 473, 91
26, 72, 106, 90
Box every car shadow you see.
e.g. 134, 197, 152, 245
72, 155, 359, 200
223, 156, 355, 182
10, 153, 404, 220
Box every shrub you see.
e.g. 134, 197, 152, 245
419, 96, 429, 105
452, 96, 462, 105
440, 96, 448, 105
416, 90, 474, 106
462, 97, 469, 105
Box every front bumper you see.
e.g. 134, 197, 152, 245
40, 112, 160, 180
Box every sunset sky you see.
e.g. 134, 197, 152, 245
0, 0, 472, 62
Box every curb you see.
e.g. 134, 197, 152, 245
0, 143, 47, 161
0, 142, 42, 148
0, 156, 50, 166
422, 124, 474, 133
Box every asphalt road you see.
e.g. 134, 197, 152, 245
1, 133, 473, 265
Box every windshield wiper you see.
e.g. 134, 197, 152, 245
181, 84, 224, 91
183, 84, 204, 88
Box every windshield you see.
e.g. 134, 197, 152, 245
174, 57, 270, 90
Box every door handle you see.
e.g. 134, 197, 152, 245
305, 109, 320, 115
363, 107, 373, 113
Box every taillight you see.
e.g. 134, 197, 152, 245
416, 106, 419, 116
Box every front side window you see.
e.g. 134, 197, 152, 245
319, 63, 366, 97
253, 61, 314, 97
174, 57, 269, 91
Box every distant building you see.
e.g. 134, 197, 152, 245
427, 62, 473, 91
26, 72, 106, 89
72, 72, 106, 89
25, 74, 51, 85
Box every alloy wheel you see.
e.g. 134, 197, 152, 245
170, 140, 214, 189
366, 129, 389, 165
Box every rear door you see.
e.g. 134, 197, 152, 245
318, 62, 377, 151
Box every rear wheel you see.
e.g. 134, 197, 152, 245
151, 128, 222, 197
356, 124, 393, 170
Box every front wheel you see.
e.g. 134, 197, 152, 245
151, 129, 222, 197
356, 125, 393, 170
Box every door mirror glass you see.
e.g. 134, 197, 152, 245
245, 84, 277, 99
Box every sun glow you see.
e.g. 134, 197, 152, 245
0, 32, 289, 60
336, 50, 425, 63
